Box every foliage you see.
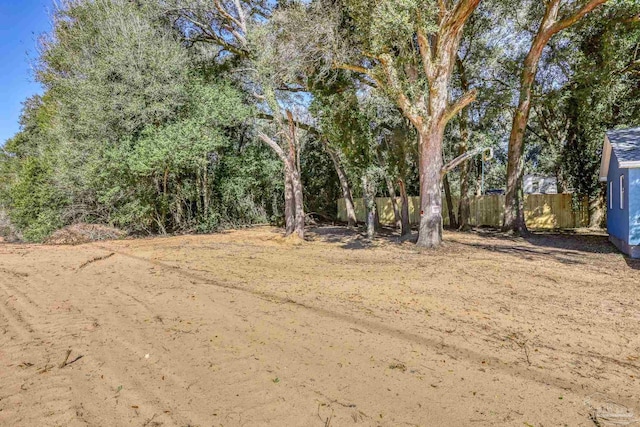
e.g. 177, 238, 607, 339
1, 0, 282, 240
2, 0, 638, 243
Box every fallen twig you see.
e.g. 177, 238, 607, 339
77, 253, 115, 271
59, 349, 72, 368
507, 333, 532, 366
317, 404, 334, 427
59, 349, 83, 368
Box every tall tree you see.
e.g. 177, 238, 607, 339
503, 0, 609, 233
284, 0, 481, 247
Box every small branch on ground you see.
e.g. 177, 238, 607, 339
507, 333, 532, 366
59, 349, 72, 368
77, 253, 115, 271
317, 404, 334, 427
59, 349, 84, 368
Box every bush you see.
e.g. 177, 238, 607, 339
8, 158, 67, 242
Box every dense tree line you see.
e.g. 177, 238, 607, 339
0, 0, 638, 245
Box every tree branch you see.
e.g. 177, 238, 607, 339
551, 0, 609, 35
332, 62, 382, 87
256, 113, 320, 136
441, 147, 492, 178
446, 0, 482, 34
214, 0, 244, 33
416, 27, 435, 81
442, 89, 478, 124
378, 54, 424, 129
257, 132, 288, 163
232, 0, 247, 33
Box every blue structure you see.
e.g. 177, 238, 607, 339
600, 127, 640, 258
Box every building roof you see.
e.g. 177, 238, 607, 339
599, 127, 640, 182
608, 128, 640, 163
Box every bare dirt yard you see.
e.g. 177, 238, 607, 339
1, 226, 639, 426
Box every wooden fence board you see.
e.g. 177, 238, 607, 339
337, 194, 589, 229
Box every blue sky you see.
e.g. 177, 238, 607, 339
0, 0, 52, 144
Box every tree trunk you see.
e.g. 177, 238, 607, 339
456, 56, 471, 231
416, 127, 444, 248
291, 166, 305, 239
458, 159, 471, 230
443, 174, 457, 229
362, 175, 376, 240
325, 142, 357, 227
504, 45, 542, 235
589, 187, 605, 229
386, 176, 402, 230
257, 131, 303, 239
398, 178, 411, 236
203, 167, 210, 218
503, 0, 609, 233
284, 168, 295, 236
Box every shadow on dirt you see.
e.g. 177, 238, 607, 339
624, 258, 640, 270
306, 225, 417, 250
291, 225, 620, 265
452, 228, 618, 266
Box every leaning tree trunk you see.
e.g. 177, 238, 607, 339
325, 142, 357, 227
398, 178, 411, 236
504, 55, 538, 234
443, 174, 457, 229
503, 0, 609, 234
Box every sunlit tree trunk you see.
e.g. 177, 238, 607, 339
362, 174, 377, 239
417, 125, 445, 248
589, 189, 605, 229
284, 169, 295, 235
291, 167, 305, 238
386, 176, 402, 230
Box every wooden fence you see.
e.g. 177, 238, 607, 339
337, 193, 589, 229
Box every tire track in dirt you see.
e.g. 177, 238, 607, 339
67, 248, 439, 424
0, 274, 84, 427
3, 235, 638, 425
10, 255, 322, 425
0, 263, 207, 426
2, 266, 209, 427
93, 243, 639, 414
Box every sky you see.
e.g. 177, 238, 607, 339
0, 0, 52, 144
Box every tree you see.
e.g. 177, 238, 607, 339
256, 107, 307, 239
303, 0, 482, 247
503, 0, 609, 233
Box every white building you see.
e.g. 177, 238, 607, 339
523, 174, 558, 194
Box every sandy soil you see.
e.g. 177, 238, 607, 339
1, 226, 639, 426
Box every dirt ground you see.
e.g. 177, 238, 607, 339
1, 226, 639, 426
